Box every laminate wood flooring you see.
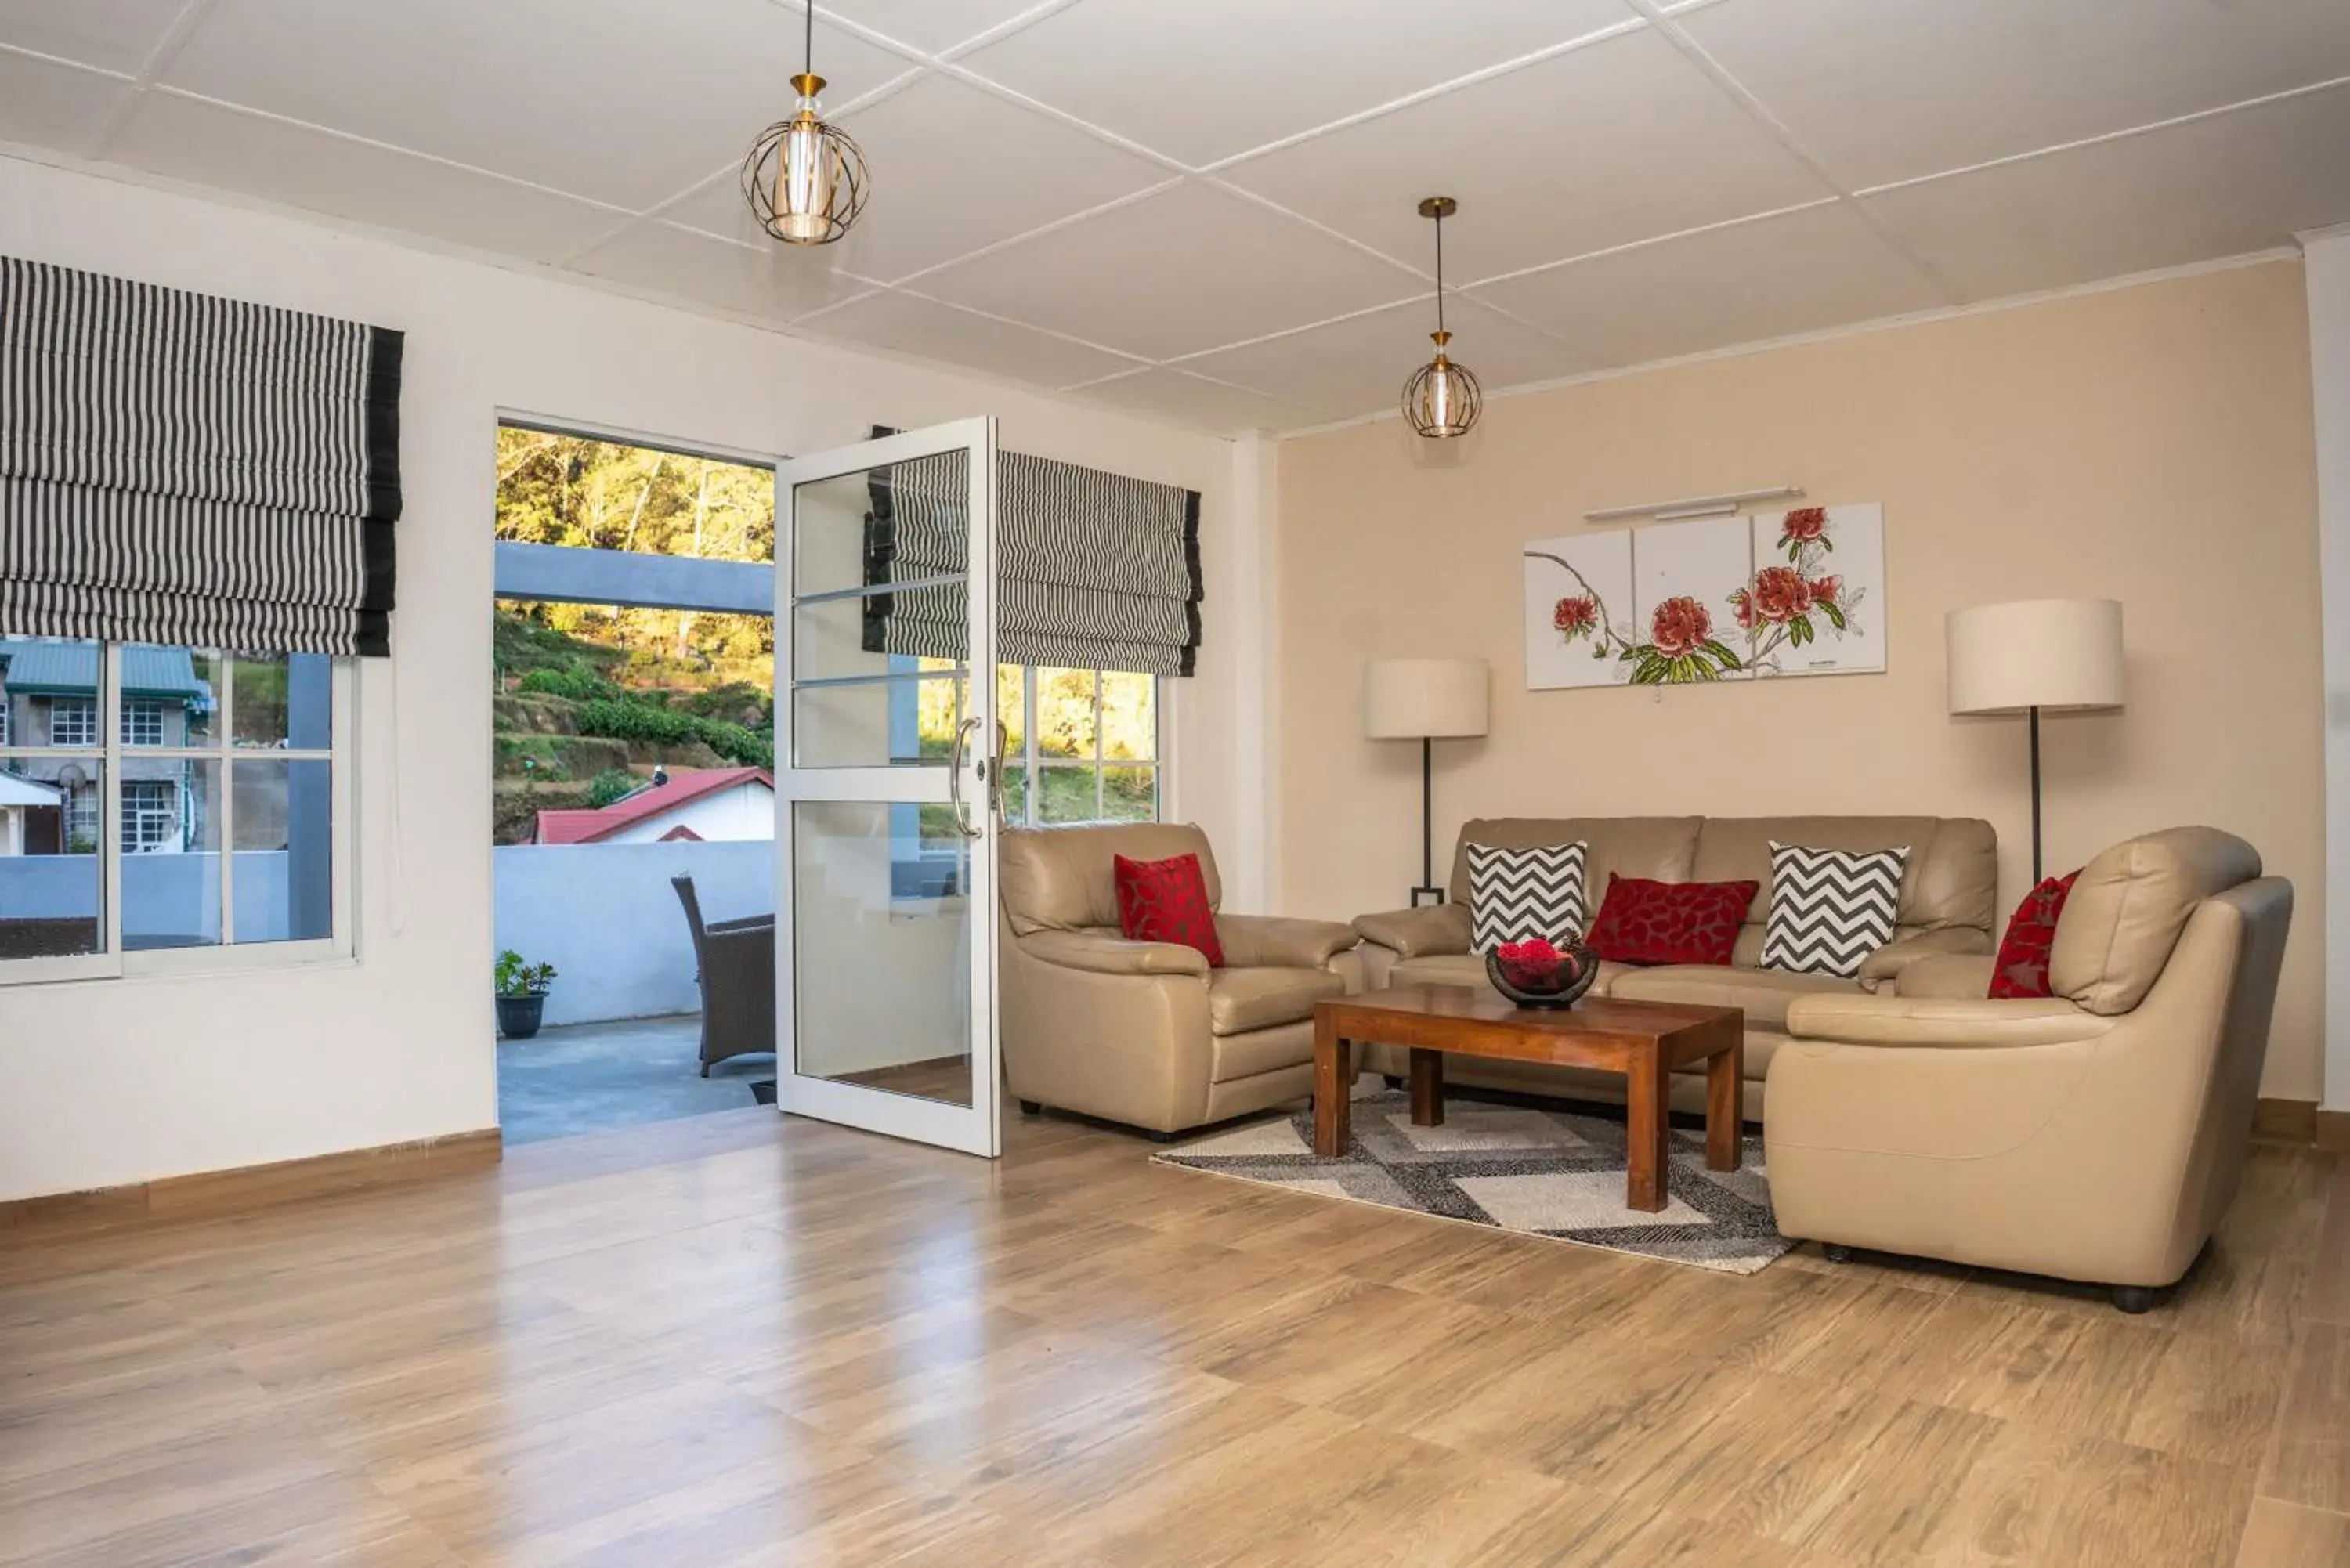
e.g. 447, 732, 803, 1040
1, 1107, 2339, 1566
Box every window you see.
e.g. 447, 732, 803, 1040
49, 696, 95, 747
122, 699, 164, 747
0, 638, 353, 982
997, 666, 1160, 828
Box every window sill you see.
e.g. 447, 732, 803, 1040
0, 946, 358, 990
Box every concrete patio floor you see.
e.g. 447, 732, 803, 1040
496, 1013, 775, 1144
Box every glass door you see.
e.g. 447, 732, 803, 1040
772, 419, 1000, 1155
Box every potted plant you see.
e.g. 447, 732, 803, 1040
494, 948, 559, 1040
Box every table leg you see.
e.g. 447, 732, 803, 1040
1409, 1047, 1444, 1126
1314, 1015, 1352, 1158
1625, 1047, 1671, 1213
1706, 1038, 1744, 1173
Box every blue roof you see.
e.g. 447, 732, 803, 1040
0, 639, 213, 704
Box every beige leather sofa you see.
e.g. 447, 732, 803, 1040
1768, 827, 2291, 1311
1352, 815, 1998, 1118
999, 822, 1363, 1138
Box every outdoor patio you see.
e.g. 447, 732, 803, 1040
495, 1013, 774, 1144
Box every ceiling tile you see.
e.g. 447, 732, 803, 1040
109, 92, 628, 261
912, 181, 1418, 360
960, 0, 1640, 168
0, 48, 133, 152
566, 219, 873, 322
663, 74, 1168, 282
1866, 81, 2350, 302
1472, 201, 1943, 367
159, 0, 906, 211
818, 0, 1043, 55
1074, 367, 1336, 435
1222, 27, 1828, 284
1177, 298, 1601, 420
0, 0, 185, 74
1679, 0, 2350, 190
802, 289, 1143, 387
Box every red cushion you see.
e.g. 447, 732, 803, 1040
1988, 870, 2081, 999
1113, 852, 1224, 967
1582, 874, 1759, 966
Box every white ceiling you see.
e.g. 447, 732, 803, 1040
3, 0, 2347, 437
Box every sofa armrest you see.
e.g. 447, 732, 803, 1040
1351, 902, 1473, 959
1216, 913, 1358, 970
1019, 929, 1211, 979
1784, 993, 2116, 1050
1856, 927, 1991, 992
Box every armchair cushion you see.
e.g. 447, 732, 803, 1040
1889, 953, 1998, 999
1114, 852, 1224, 967
1353, 902, 1473, 959
1216, 913, 1358, 970
2052, 827, 2261, 1015
1207, 966, 1344, 1035
1020, 928, 1211, 978
1784, 992, 2115, 1050
1856, 927, 1993, 992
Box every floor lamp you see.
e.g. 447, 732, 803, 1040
1364, 659, 1489, 906
1947, 599, 2124, 883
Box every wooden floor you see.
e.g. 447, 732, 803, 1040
2, 1106, 2345, 1567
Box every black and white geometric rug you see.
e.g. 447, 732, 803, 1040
1152, 1090, 1792, 1276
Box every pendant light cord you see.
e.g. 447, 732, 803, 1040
804, 1, 814, 77
1434, 211, 1447, 337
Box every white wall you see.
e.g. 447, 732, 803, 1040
0, 151, 1244, 1201
601, 780, 774, 844
2310, 226, 2350, 1111
494, 839, 769, 1027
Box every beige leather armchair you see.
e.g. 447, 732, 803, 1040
998, 822, 1364, 1138
1766, 827, 2292, 1312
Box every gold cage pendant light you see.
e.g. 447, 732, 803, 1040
741, 4, 870, 246
1401, 197, 1482, 439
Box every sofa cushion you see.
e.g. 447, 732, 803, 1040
1759, 841, 1910, 978
1115, 851, 1224, 967
1001, 822, 1221, 936
1988, 870, 2081, 999
1206, 966, 1343, 1035
1209, 1019, 1316, 1081
2051, 827, 2261, 1015
1468, 840, 1588, 949
1585, 875, 1756, 966
1608, 965, 1858, 1031
1447, 817, 1702, 908
1694, 815, 1998, 934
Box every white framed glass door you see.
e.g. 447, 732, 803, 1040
772, 418, 1000, 1156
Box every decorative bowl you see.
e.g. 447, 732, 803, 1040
1485, 940, 1599, 1010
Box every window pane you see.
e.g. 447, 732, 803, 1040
232, 652, 333, 750
1102, 765, 1156, 823
1037, 764, 1100, 826
125, 645, 216, 746
0, 759, 103, 959
49, 696, 97, 748
794, 674, 963, 769
997, 761, 1029, 827
123, 760, 221, 950
233, 759, 333, 944
1100, 671, 1156, 761
497, 428, 776, 563
994, 665, 1025, 757
0, 636, 102, 749
1034, 668, 1097, 759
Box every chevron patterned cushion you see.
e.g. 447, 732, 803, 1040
1760, 840, 1910, 977
1466, 841, 1589, 952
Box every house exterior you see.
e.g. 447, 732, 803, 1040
533, 767, 775, 846
0, 640, 214, 854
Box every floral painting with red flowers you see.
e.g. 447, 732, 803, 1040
1523, 504, 1883, 689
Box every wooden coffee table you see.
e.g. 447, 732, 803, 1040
1311, 985, 1745, 1213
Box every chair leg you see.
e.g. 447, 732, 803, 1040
1018, 1099, 1043, 1116
1144, 1128, 1178, 1144
2112, 1284, 2156, 1315
1822, 1243, 1856, 1263
1383, 1075, 1404, 1091
700, 1062, 711, 1078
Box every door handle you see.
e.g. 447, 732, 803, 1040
946, 716, 982, 839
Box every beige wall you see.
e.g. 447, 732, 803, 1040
1278, 259, 2326, 1100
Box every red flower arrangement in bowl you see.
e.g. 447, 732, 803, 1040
1486, 937, 1600, 1010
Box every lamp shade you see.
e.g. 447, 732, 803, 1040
1947, 599, 2125, 714
1365, 659, 1489, 739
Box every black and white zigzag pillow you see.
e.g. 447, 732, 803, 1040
1760, 840, 1910, 977
1467, 841, 1589, 951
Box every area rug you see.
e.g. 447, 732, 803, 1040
1152, 1090, 1792, 1275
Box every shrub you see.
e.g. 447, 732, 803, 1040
573, 698, 772, 770
518, 666, 621, 703
586, 768, 641, 808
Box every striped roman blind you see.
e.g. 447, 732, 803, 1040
0, 256, 403, 657
859, 432, 1202, 677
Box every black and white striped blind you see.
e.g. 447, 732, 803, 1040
860, 433, 1202, 677
0, 256, 403, 657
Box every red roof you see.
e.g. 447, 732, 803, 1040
533, 767, 773, 845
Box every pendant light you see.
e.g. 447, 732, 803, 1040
741, 3, 870, 246
1401, 197, 1483, 439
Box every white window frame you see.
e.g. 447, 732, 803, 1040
999, 665, 1163, 830
121, 699, 164, 747
49, 695, 96, 748
0, 645, 357, 985
123, 779, 178, 854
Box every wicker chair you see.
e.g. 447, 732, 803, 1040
671, 876, 776, 1075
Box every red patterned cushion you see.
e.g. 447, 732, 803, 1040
1582, 874, 1759, 966
1113, 852, 1224, 967
1988, 870, 2081, 999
